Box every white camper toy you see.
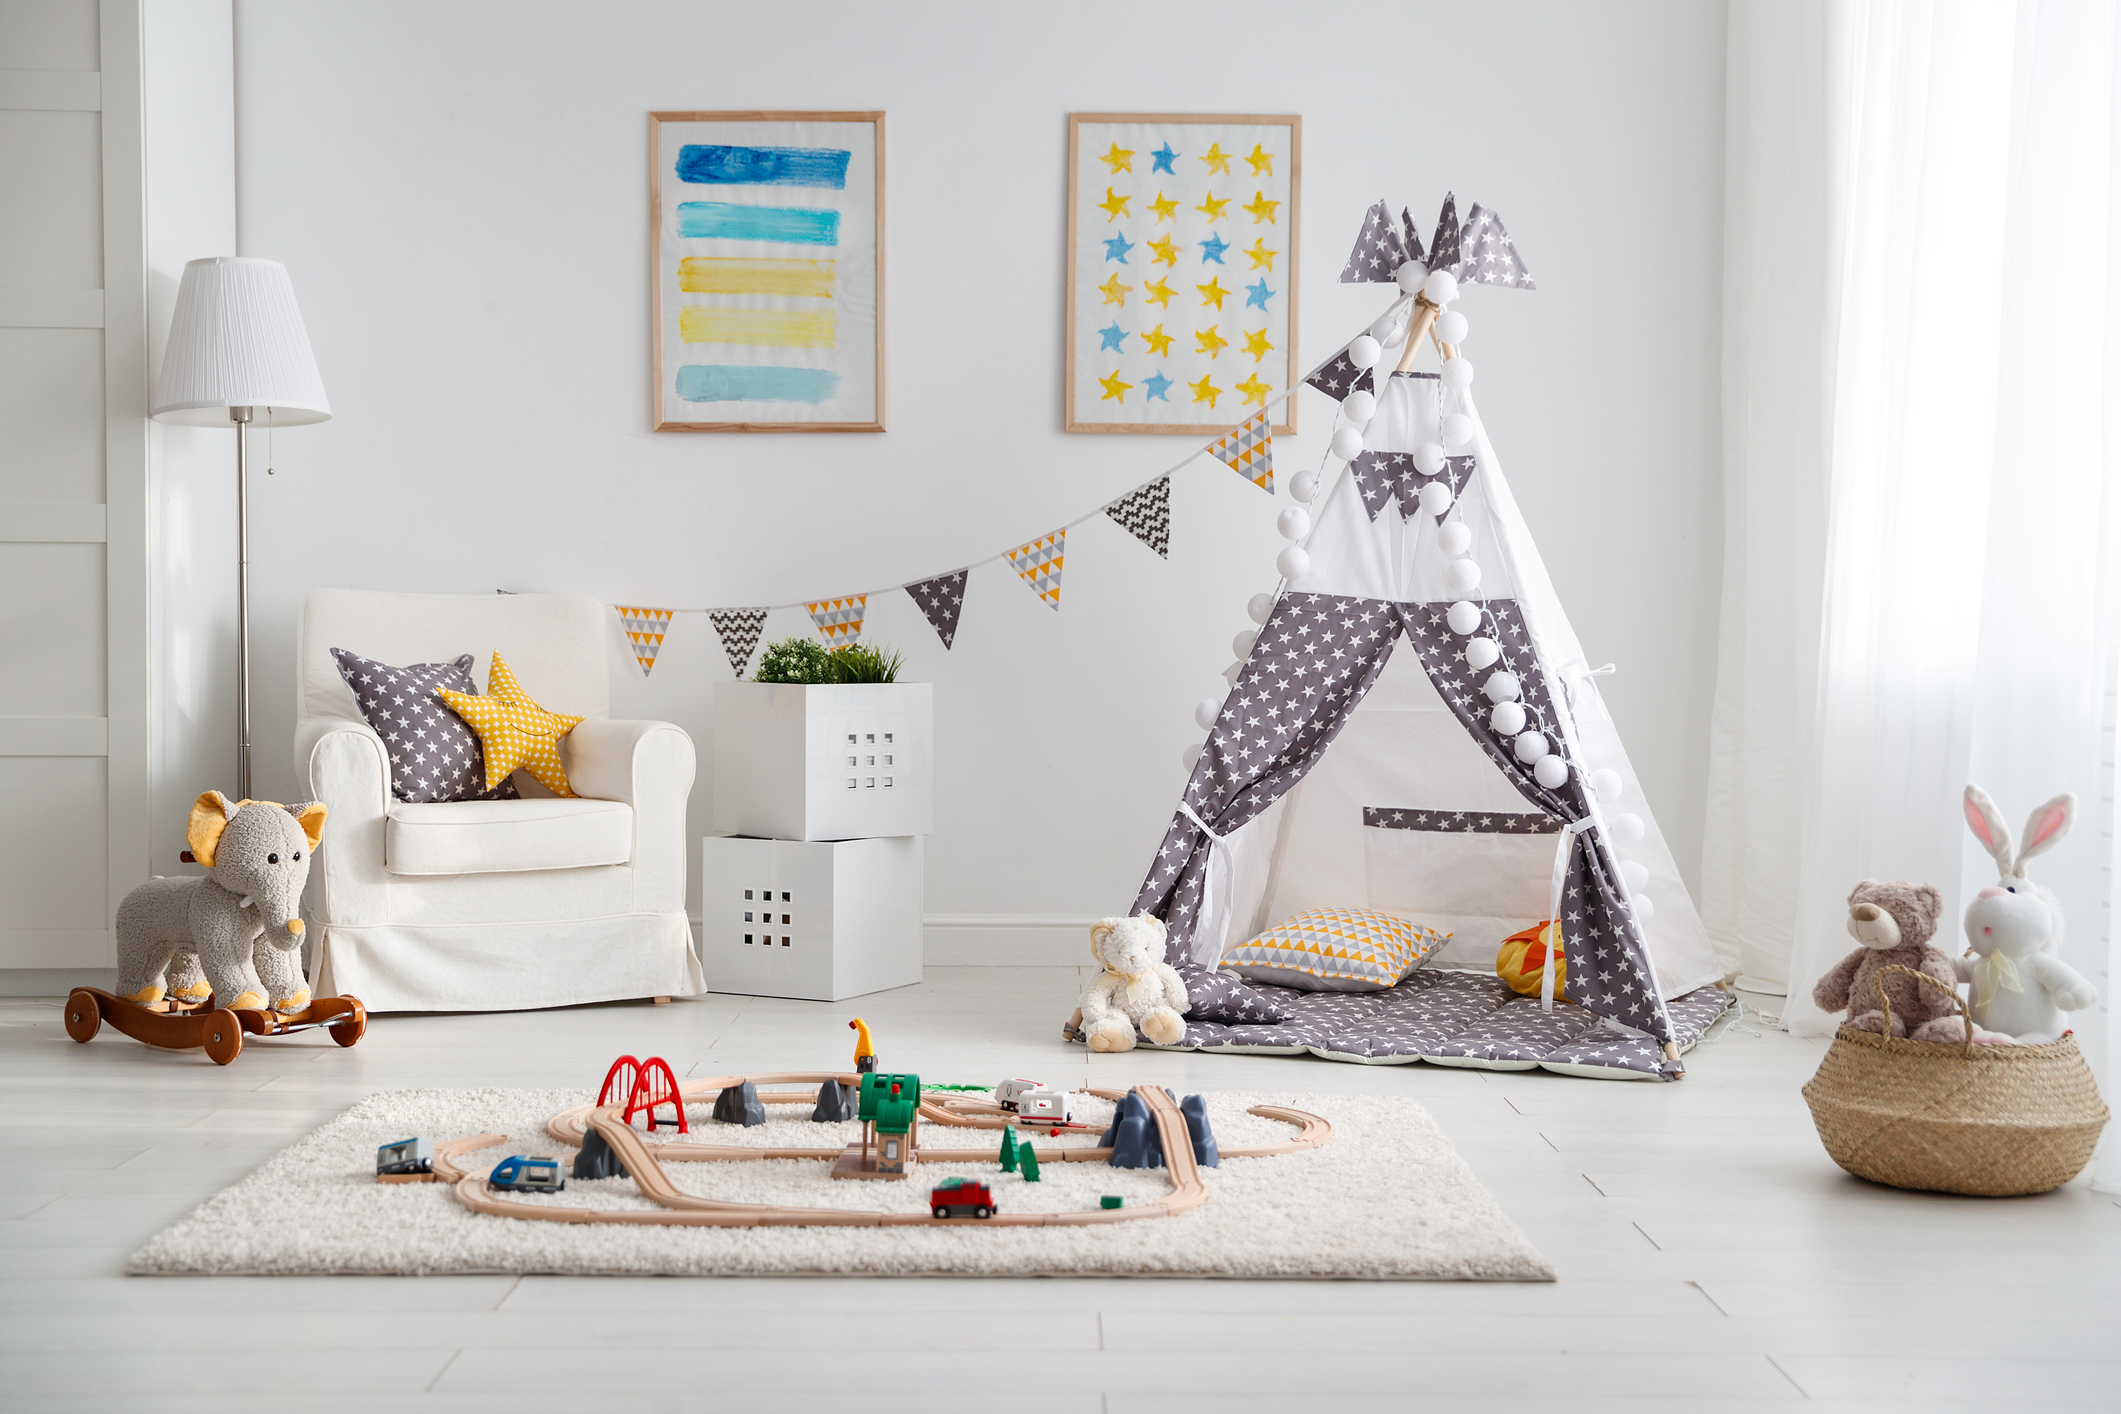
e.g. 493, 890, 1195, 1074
1015, 1086, 1075, 1124
994, 1078, 1045, 1112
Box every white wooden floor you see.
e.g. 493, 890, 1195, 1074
2, 967, 2115, 1412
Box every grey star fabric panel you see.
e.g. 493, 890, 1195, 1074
1400, 207, 1426, 267
1428, 192, 1463, 279
1455, 203, 1536, 289
1364, 807, 1559, 834
1105, 477, 1171, 559
329, 649, 520, 804
1339, 198, 1412, 282
904, 570, 969, 649
1302, 346, 1376, 403
1348, 433, 1475, 523
708, 608, 767, 677
1108, 968, 1728, 1080
1392, 599, 1673, 1042
1173, 964, 1295, 1024
1131, 592, 1403, 960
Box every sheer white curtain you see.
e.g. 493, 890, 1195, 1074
1708, 0, 2121, 1184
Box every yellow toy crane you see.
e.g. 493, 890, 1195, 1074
849, 1017, 876, 1073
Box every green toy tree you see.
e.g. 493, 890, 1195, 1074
998, 1126, 1019, 1174
1019, 1139, 1041, 1183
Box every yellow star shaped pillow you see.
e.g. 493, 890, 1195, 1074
436, 653, 583, 796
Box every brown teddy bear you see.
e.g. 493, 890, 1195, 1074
1811, 880, 1967, 1042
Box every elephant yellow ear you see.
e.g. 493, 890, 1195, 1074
186, 790, 236, 868
290, 802, 328, 849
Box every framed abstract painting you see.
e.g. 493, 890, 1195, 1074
651, 111, 885, 432
1065, 112, 1300, 435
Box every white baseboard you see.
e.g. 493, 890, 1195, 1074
687, 912, 1095, 967
0, 967, 114, 997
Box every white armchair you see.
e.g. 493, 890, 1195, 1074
294, 590, 703, 1011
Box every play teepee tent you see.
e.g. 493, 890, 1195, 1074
1128, 196, 1727, 1078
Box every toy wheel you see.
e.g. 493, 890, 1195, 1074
64, 988, 101, 1043
202, 1010, 243, 1065
328, 997, 367, 1048
973, 1204, 991, 1219
931, 1207, 947, 1219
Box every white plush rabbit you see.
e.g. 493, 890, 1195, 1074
1954, 785, 2098, 1044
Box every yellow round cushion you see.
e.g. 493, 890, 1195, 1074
1496, 921, 1569, 999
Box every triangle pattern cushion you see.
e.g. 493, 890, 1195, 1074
1220, 908, 1449, 993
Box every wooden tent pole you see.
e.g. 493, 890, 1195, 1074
1393, 294, 1443, 373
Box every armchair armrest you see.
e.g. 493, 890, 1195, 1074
567, 719, 695, 913
296, 715, 393, 923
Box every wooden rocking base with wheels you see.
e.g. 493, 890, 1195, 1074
64, 987, 367, 1065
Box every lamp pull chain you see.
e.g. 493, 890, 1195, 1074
266, 407, 275, 474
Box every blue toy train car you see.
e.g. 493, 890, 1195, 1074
488, 1155, 565, 1193
376, 1137, 432, 1177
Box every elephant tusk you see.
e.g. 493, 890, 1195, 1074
238, 896, 254, 909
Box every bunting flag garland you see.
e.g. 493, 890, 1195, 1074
1207, 410, 1274, 492
1106, 476, 1172, 558
1340, 199, 1415, 283
1303, 345, 1375, 404
905, 570, 969, 649
1006, 531, 1066, 610
708, 607, 768, 678
614, 606, 675, 676
807, 595, 867, 646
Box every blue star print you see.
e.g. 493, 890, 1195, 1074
1199, 233, 1230, 265
1098, 321, 1129, 352
1150, 142, 1179, 174
1245, 278, 1275, 311
1142, 371, 1173, 401
1103, 231, 1135, 264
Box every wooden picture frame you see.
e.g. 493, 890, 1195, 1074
1065, 112, 1300, 435
651, 110, 885, 432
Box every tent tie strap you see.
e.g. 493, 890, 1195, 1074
1176, 801, 1228, 844
1543, 818, 1598, 1011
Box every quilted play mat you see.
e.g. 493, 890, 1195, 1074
1139, 970, 1735, 1080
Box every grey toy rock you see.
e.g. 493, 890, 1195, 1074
713, 1079, 766, 1126
1100, 1091, 1164, 1169
1180, 1093, 1219, 1167
810, 1079, 858, 1121
114, 791, 327, 1012
572, 1127, 630, 1180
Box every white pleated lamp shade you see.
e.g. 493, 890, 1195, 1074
153, 256, 331, 426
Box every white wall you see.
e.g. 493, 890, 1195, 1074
196, 0, 1727, 954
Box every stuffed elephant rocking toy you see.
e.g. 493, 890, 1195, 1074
115, 790, 328, 1013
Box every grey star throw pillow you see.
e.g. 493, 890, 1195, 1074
1175, 964, 1294, 1025
330, 648, 521, 804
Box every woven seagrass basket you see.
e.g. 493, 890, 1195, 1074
1802, 966, 2109, 1197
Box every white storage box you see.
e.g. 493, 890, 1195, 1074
700, 834, 924, 1001
712, 681, 933, 842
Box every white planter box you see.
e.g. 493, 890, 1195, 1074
711, 681, 933, 842
700, 834, 924, 1001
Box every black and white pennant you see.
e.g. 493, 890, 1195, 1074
1106, 476, 1171, 559
707, 608, 767, 678
905, 570, 968, 650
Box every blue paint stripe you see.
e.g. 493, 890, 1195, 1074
676, 144, 850, 189
676, 364, 843, 405
677, 202, 840, 245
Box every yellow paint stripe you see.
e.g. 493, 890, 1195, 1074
678, 257, 837, 299
679, 306, 837, 349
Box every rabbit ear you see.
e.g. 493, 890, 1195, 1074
1964, 785, 2014, 871
2016, 793, 2076, 870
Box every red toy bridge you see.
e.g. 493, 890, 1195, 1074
596, 1053, 689, 1133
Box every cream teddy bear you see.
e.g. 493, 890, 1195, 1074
1078, 915, 1189, 1053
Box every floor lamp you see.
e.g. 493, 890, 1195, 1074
152, 257, 331, 801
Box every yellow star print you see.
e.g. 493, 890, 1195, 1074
1142, 277, 1175, 309
1196, 191, 1230, 223
1147, 234, 1181, 267
1243, 191, 1281, 224
1142, 323, 1174, 355
1243, 327, 1274, 361
1148, 191, 1180, 222
1098, 142, 1135, 174
437, 653, 583, 796
1098, 370, 1132, 402
1199, 142, 1232, 175
1245, 238, 1280, 272
1245, 143, 1275, 177
1098, 273, 1131, 306
1195, 326, 1228, 359
1237, 372, 1273, 406
1196, 277, 1230, 310
1098, 187, 1131, 221
1188, 374, 1224, 407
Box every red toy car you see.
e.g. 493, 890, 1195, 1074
930, 1178, 997, 1219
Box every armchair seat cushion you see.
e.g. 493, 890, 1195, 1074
386, 797, 634, 876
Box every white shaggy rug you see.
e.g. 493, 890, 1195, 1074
128, 1087, 1552, 1281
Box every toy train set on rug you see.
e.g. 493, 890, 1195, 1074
374, 1019, 1330, 1229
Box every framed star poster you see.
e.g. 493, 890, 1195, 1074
1065, 112, 1299, 434
652, 111, 885, 432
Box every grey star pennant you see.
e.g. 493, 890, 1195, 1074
1302, 345, 1376, 404
1429, 192, 1463, 279
1105, 476, 1171, 559
1339, 198, 1419, 283
707, 608, 767, 678
904, 570, 968, 650
1417, 192, 1536, 290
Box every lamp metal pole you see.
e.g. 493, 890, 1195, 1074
232, 404, 253, 801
